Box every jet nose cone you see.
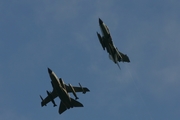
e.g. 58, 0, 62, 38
48, 68, 52, 74
99, 18, 103, 25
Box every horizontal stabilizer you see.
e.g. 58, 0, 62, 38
59, 101, 67, 114
59, 99, 83, 114
71, 98, 83, 107
118, 51, 130, 63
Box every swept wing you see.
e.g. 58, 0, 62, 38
65, 84, 90, 94
41, 89, 58, 107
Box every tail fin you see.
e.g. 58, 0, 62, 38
71, 98, 84, 107
59, 101, 67, 114
58, 98, 83, 114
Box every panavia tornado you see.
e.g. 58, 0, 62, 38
97, 18, 130, 68
40, 68, 90, 114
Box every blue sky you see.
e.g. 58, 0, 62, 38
1, 0, 180, 120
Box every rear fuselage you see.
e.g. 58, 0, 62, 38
49, 71, 73, 108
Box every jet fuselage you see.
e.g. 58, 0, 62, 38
48, 68, 72, 108
98, 18, 119, 63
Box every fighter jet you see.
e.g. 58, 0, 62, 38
97, 18, 130, 68
40, 68, 90, 114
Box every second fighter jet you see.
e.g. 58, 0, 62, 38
97, 18, 130, 68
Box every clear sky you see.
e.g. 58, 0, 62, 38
0, 0, 180, 120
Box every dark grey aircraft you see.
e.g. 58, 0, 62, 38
97, 18, 130, 68
40, 68, 90, 114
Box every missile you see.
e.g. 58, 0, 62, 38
59, 78, 66, 90
79, 83, 86, 94
68, 84, 79, 100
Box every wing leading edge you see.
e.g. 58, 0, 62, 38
65, 84, 90, 94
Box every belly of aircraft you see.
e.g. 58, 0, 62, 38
56, 87, 71, 106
